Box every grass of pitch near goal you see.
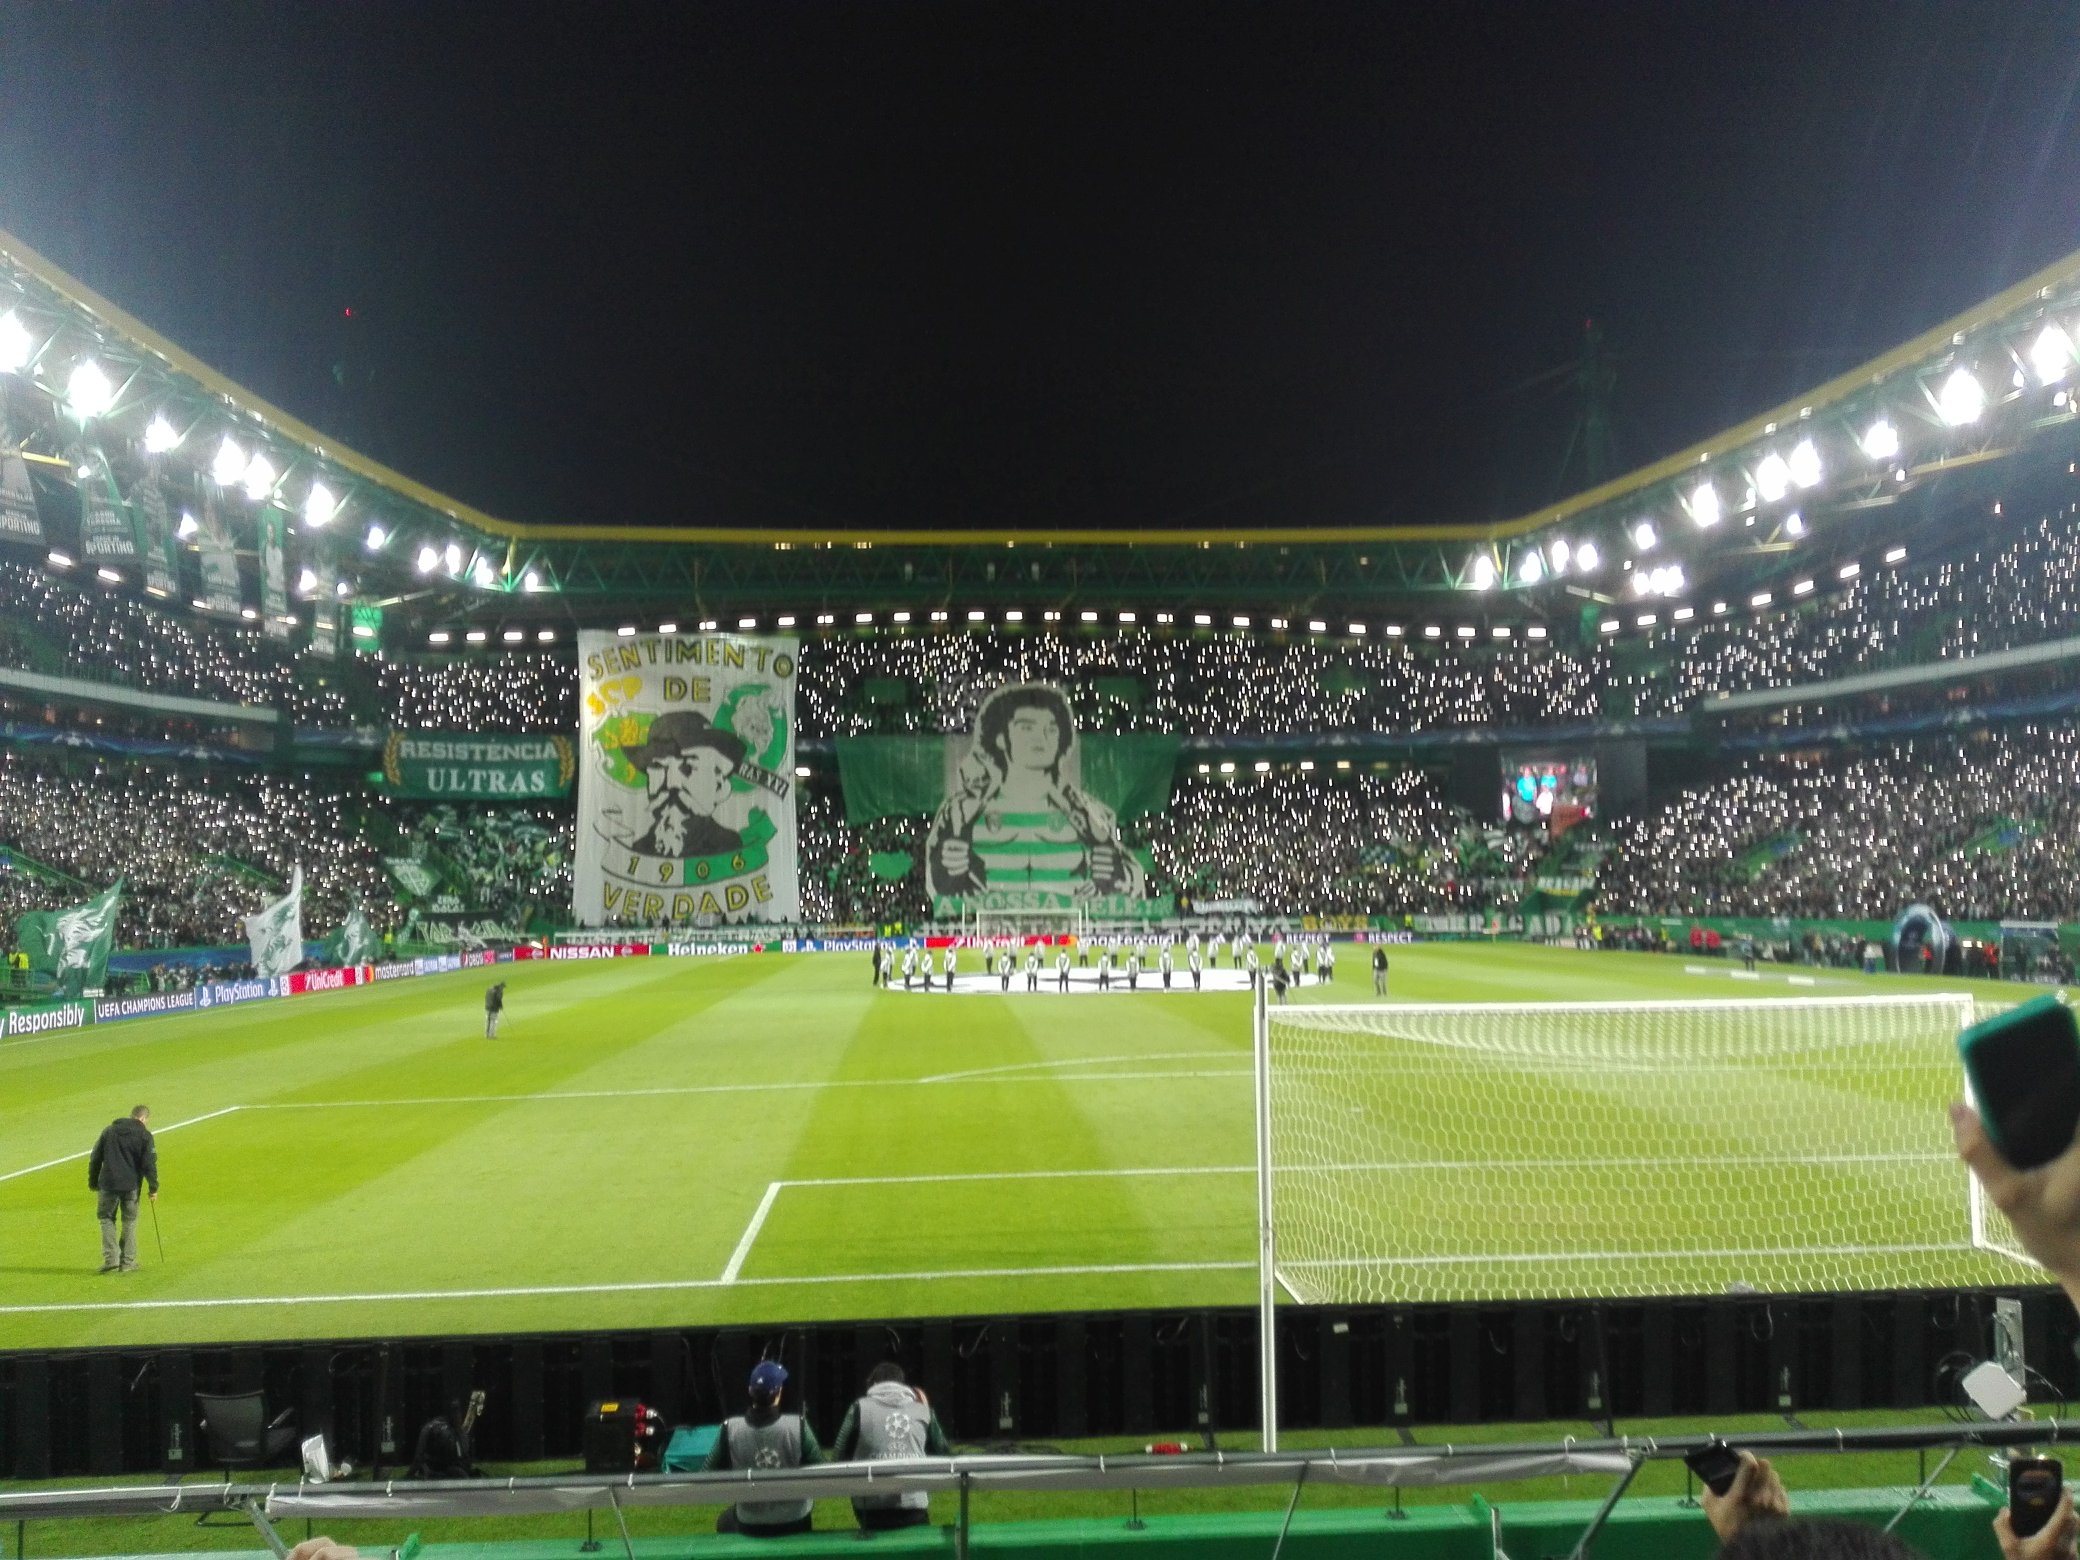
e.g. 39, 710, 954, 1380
0, 943, 2041, 1349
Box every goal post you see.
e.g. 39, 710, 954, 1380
1253, 992, 2035, 1444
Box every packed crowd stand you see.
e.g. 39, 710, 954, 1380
5, 507, 2080, 743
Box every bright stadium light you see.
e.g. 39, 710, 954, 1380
2033, 323, 2075, 385
1672, 606, 1695, 622
1308, 619, 1327, 633
1713, 600, 1729, 615
1005, 609, 1024, 622
445, 542, 464, 575
96, 566, 121, 584
466, 630, 487, 644
65, 360, 114, 420
211, 437, 247, 487
0, 312, 34, 373
1754, 450, 1791, 503
1348, 621, 1368, 636
1548, 538, 1571, 572
616, 624, 636, 637
1937, 367, 1985, 425
1193, 613, 1212, 626
241, 453, 277, 501
1599, 618, 1619, 634
415, 545, 439, 574
295, 567, 317, 594
239, 606, 258, 620
470, 557, 497, 589
365, 523, 388, 550
537, 628, 556, 643
175, 512, 199, 540
1793, 578, 1815, 596
1423, 624, 1441, 639
1840, 561, 1861, 579
1575, 541, 1601, 572
1468, 554, 1496, 590
1788, 437, 1822, 489
1527, 625, 1547, 640
1885, 545, 1907, 564
1751, 591, 1772, 608
1516, 551, 1544, 585
1784, 512, 1806, 537
658, 621, 680, 634
697, 620, 717, 631
143, 413, 181, 454
304, 481, 338, 528
739, 616, 758, 630
1861, 418, 1900, 460
520, 569, 543, 590
47, 549, 74, 569
1632, 520, 1657, 552
1080, 609, 1098, 623
335, 579, 351, 598
503, 629, 524, 643
428, 630, 451, 645
1232, 614, 1250, 627
1631, 570, 1652, 598
1687, 480, 1722, 527
777, 615, 797, 627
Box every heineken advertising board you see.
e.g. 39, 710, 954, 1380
573, 630, 800, 927
382, 732, 576, 799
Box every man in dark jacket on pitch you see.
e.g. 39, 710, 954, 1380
88, 1105, 157, 1273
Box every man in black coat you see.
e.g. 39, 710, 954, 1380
88, 1105, 157, 1273
485, 981, 506, 1038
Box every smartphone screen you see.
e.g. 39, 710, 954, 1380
2010, 1457, 2062, 1538
1959, 997, 2080, 1170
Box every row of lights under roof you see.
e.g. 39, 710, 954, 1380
1195, 758, 1378, 775
1595, 546, 1908, 636
427, 612, 1560, 646
1473, 326, 2080, 592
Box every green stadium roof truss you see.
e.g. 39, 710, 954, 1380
3, 224, 2080, 648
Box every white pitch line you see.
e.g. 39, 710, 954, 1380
0, 1259, 1254, 1316
0, 1106, 243, 1186
721, 1181, 783, 1284
1284, 1241, 1981, 1270
922, 1050, 1237, 1084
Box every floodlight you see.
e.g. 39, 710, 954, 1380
1688, 480, 1721, 526
795, 766, 811, 779
1348, 621, 1367, 636
0, 312, 33, 373
1937, 367, 1985, 425
144, 414, 181, 454
429, 631, 451, 645
1787, 438, 1821, 488
240, 606, 258, 620
1754, 451, 1791, 503
930, 610, 948, 622
175, 512, 199, 540
1632, 520, 1656, 551
616, 625, 636, 637
2033, 323, 2074, 385
522, 569, 543, 591
1713, 600, 1729, 614
335, 579, 351, 597
304, 481, 338, 528
777, 615, 797, 627
1253, 760, 1270, 773
1792, 578, 1815, 596
1784, 512, 1805, 537
1884, 545, 1907, 563
1422, 624, 1441, 638
658, 622, 679, 634
1839, 562, 1861, 579
353, 622, 376, 639
444, 543, 463, 575
503, 629, 523, 643
295, 567, 317, 594
1575, 541, 1601, 572
1005, 609, 1024, 622
421, 547, 444, 578
537, 628, 556, 642
1232, 614, 1250, 627
1120, 610, 1138, 624
1527, 625, 1547, 640
465, 630, 487, 644
971, 609, 989, 622
1672, 606, 1695, 621
97, 566, 121, 583
855, 611, 873, 624
1384, 624, 1403, 636
739, 616, 758, 629
1631, 571, 1652, 598
1308, 619, 1327, 632
1516, 551, 1543, 585
1300, 760, 1315, 771
1219, 761, 1236, 774
1636, 613, 1656, 628
1750, 591, 1772, 608
65, 361, 114, 420
1548, 538, 1571, 571
1193, 613, 1211, 626
1861, 418, 1900, 460
365, 523, 387, 550
241, 453, 276, 501
1492, 625, 1511, 638
1468, 554, 1496, 589
1080, 610, 1098, 623
1599, 619, 1619, 634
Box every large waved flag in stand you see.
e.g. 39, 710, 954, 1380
246, 866, 305, 979
17, 879, 123, 997
326, 903, 379, 967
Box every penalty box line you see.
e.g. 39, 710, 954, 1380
0, 1107, 243, 1187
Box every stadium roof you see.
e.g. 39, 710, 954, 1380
4, 222, 2080, 636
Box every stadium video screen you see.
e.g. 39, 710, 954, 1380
1502, 755, 1596, 832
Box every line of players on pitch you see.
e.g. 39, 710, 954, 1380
873, 931, 1340, 995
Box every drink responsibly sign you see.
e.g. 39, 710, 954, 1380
572, 631, 799, 926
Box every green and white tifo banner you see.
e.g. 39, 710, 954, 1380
573, 630, 799, 927
381, 731, 576, 799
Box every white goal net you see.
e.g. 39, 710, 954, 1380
1257, 993, 2043, 1308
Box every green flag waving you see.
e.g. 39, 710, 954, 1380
17, 880, 123, 997
327, 904, 380, 967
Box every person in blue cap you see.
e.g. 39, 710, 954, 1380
702, 1359, 824, 1535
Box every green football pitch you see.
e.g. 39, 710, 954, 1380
0, 944, 2040, 1350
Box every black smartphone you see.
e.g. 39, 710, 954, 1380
1684, 1442, 1743, 1497
2010, 1456, 2063, 1539
1958, 996, 2080, 1171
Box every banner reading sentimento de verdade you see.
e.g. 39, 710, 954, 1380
573, 630, 799, 927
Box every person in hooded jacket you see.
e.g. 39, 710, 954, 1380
831, 1363, 953, 1530
88, 1105, 157, 1273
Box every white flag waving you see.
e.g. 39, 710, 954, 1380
246, 866, 305, 979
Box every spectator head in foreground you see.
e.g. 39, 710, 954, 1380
748, 1358, 788, 1405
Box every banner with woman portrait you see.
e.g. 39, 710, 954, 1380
573, 630, 799, 926
923, 682, 1168, 918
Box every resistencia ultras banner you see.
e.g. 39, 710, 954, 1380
573, 631, 799, 927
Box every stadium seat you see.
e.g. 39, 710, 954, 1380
195, 1392, 298, 1471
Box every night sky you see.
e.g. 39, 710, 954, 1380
2, 1, 2077, 534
